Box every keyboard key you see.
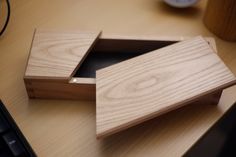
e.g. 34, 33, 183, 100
3, 132, 27, 157
0, 113, 10, 133
0, 151, 13, 157
0, 137, 14, 157
0, 100, 36, 156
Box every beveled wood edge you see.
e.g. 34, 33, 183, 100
69, 31, 103, 79
23, 29, 37, 79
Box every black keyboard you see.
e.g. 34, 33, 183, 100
184, 102, 236, 157
0, 100, 36, 157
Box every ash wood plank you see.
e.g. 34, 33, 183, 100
25, 29, 101, 79
96, 36, 236, 138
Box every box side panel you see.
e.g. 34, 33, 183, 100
24, 78, 95, 100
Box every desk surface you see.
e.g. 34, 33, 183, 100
0, 0, 236, 156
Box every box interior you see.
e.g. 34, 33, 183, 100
74, 38, 177, 78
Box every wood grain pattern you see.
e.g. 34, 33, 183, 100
96, 36, 236, 138
204, 0, 236, 41
25, 29, 101, 79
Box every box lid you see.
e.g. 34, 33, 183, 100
25, 29, 101, 79
96, 36, 236, 138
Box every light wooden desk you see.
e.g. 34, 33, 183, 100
0, 0, 236, 156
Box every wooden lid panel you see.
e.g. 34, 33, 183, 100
96, 36, 236, 138
25, 30, 101, 79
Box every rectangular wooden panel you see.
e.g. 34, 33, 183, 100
25, 30, 101, 79
96, 36, 236, 138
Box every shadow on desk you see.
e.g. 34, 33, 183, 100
100, 101, 223, 156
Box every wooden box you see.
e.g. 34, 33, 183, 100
24, 30, 236, 138
24, 30, 218, 101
